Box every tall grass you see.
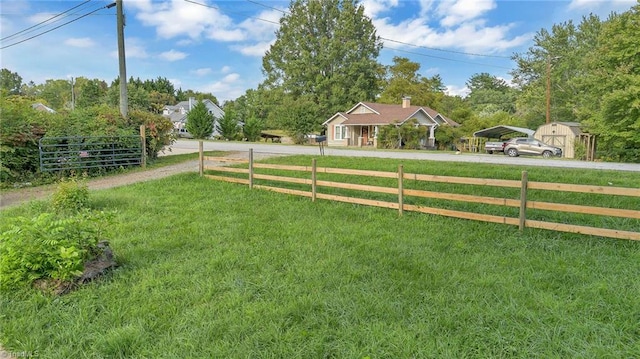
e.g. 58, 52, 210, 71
1, 157, 639, 358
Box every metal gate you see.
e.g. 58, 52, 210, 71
39, 135, 143, 172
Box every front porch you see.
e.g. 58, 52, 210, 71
344, 125, 436, 148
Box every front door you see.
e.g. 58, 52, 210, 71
362, 127, 369, 145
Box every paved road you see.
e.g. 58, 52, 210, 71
166, 139, 640, 172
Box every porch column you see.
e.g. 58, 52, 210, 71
429, 125, 435, 147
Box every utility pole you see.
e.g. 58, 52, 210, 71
545, 57, 551, 124
116, 0, 128, 118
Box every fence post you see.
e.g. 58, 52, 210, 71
198, 140, 203, 176
139, 125, 146, 168
249, 148, 254, 189
398, 164, 404, 216
312, 158, 317, 202
519, 170, 528, 231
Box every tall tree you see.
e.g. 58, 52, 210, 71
38, 79, 73, 110
261, 0, 383, 136
0, 68, 23, 95
378, 57, 445, 109
216, 109, 239, 140
578, 6, 640, 162
75, 78, 107, 109
185, 101, 213, 139
465, 73, 517, 116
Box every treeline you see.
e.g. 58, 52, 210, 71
0, 72, 218, 114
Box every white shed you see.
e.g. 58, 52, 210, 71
534, 122, 587, 159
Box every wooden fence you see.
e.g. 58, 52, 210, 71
201, 150, 640, 241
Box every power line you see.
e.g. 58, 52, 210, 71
243, 0, 511, 60
381, 37, 511, 59
1, 3, 116, 50
185, 0, 280, 25
241, 0, 511, 64
384, 46, 512, 70
244, 0, 286, 14
1, 0, 94, 42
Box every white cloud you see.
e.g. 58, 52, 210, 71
110, 38, 149, 59
192, 68, 213, 76
237, 9, 282, 42
445, 84, 470, 97
168, 78, 182, 88
232, 40, 274, 57
28, 12, 57, 25
133, 0, 238, 40
373, 0, 529, 55
199, 73, 243, 101
159, 49, 187, 61
64, 37, 95, 48
360, 0, 399, 18
221, 66, 231, 74
437, 0, 497, 28
568, 0, 635, 10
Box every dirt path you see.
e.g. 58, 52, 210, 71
0, 152, 277, 210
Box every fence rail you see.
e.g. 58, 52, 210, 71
202, 151, 640, 241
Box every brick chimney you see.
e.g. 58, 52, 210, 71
402, 96, 411, 108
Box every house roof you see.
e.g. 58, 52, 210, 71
32, 103, 56, 113
324, 101, 459, 127
473, 125, 535, 139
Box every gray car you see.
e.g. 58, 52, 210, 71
503, 138, 562, 158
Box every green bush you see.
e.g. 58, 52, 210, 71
0, 211, 112, 289
0, 95, 51, 184
51, 177, 90, 213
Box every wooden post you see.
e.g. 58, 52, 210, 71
249, 148, 254, 189
139, 125, 146, 168
198, 140, 203, 176
519, 170, 528, 231
398, 164, 404, 216
311, 158, 317, 202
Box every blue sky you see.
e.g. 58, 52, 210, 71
0, 0, 636, 103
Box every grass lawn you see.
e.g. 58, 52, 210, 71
1, 157, 639, 358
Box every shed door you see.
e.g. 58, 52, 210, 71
542, 135, 565, 148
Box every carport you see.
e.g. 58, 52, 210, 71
470, 125, 535, 153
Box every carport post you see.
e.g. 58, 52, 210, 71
519, 171, 528, 231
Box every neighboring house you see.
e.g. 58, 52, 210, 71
163, 97, 224, 137
323, 97, 459, 148
32, 103, 56, 113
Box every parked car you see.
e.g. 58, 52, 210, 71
484, 141, 507, 154
503, 138, 562, 158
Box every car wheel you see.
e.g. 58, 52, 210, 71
507, 148, 518, 157
542, 150, 552, 158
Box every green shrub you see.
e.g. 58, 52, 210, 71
0, 211, 112, 289
51, 177, 90, 213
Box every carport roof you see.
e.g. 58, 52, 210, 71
473, 125, 535, 139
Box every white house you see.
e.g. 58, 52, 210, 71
163, 97, 224, 137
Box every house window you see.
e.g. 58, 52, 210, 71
334, 125, 349, 140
